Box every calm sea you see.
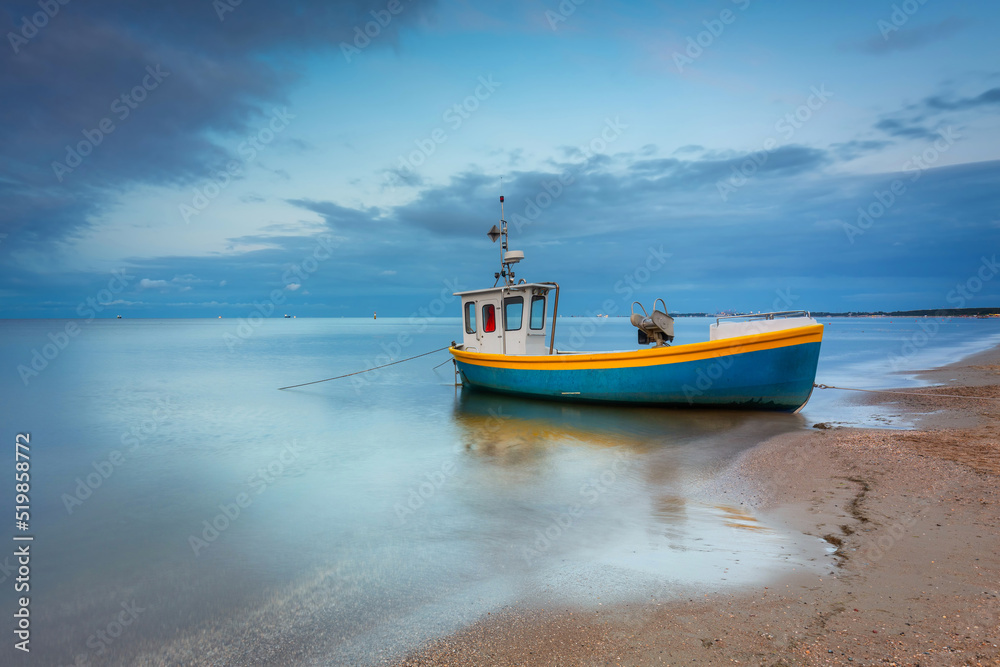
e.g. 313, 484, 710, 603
0, 316, 997, 665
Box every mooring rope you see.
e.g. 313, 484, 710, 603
814, 383, 1000, 402
431, 357, 455, 370
278, 345, 452, 390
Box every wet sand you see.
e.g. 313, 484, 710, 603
394, 346, 1000, 666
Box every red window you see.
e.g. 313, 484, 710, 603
482, 304, 496, 333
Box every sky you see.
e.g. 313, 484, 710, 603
1, 0, 999, 317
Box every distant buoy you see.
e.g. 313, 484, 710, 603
374, 311, 377, 320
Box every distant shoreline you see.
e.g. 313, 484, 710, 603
676, 307, 1000, 317
2, 308, 998, 320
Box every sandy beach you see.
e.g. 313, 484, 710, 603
394, 345, 1000, 666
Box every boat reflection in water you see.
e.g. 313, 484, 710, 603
452, 388, 805, 458
447, 390, 824, 602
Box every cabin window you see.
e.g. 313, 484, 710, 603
529, 295, 546, 330
504, 296, 524, 331
482, 304, 496, 333
464, 301, 476, 334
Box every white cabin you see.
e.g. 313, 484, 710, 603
455, 283, 557, 355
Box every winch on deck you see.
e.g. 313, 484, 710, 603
630, 299, 674, 347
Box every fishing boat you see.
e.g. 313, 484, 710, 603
448, 196, 824, 412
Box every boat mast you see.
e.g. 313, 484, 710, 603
500, 185, 511, 286
488, 179, 515, 288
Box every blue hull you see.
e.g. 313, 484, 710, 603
454, 341, 822, 412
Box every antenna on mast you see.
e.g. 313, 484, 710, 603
487, 177, 522, 287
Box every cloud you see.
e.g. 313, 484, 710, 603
287, 199, 383, 229
924, 87, 1000, 111
627, 145, 831, 190
285, 283, 301, 291
381, 165, 427, 189
0, 0, 434, 252
873, 119, 937, 140
2, 155, 997, 317
352, 144, 834, 244
830, 139, 895, 161
138, 275, 215, 290
854, 17, 968, 54
871, 84, 1000, 141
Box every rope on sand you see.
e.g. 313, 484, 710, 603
813, 383, 1000, 402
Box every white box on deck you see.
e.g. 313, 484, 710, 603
709, 316, 817, 341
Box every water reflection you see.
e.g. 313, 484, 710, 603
453, 388, 806, 459
447, 388, 820, 606
715, 504, 772, 532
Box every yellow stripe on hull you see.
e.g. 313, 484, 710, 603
449, 324, 824, 370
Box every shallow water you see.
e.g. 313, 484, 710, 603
0, 316, 996, 665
